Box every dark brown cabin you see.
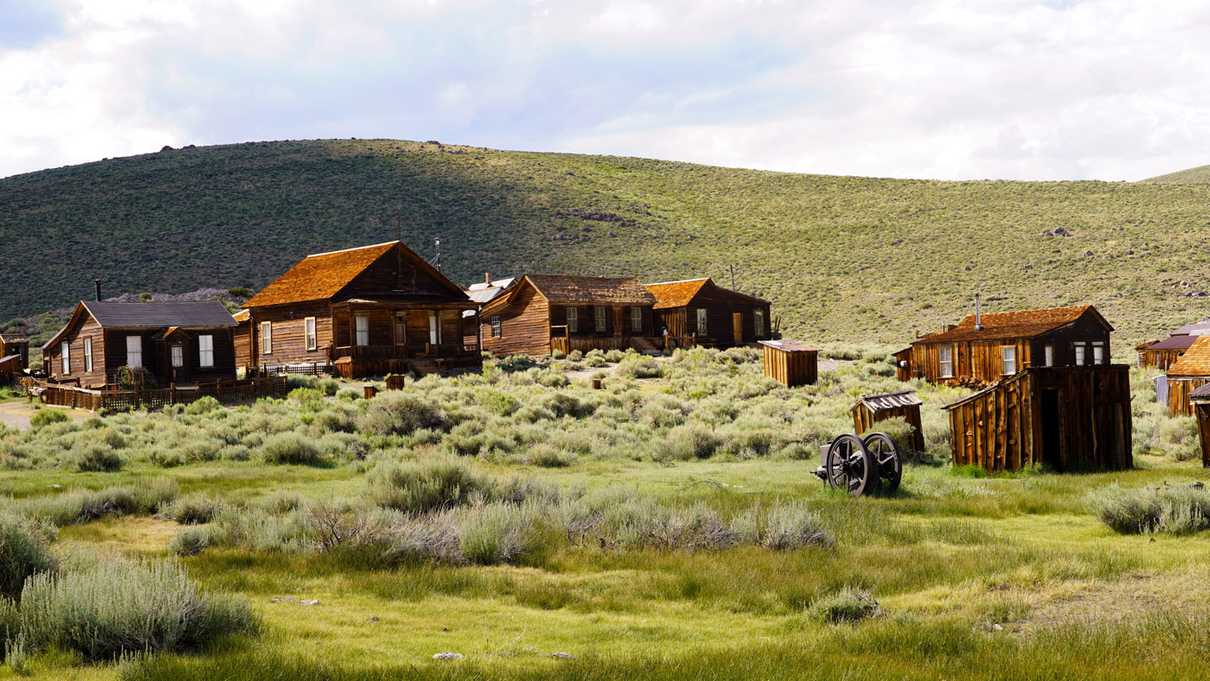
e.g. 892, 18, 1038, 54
1165, 335, 1210, 416
944, 365, 1133, 473
1137, 318, 1210, 370
0, 334, 30, 374
645, 278, 773, 348
852, 390, 925, 453
1191, 383, 1210, 468
479, 274, 658, 357
905, 304, 1113, 386
242, 241, 480, 378
41, 301, 237, 388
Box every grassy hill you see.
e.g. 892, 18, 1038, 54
2, 139, 1209, 349
1144, 165, 1210, 184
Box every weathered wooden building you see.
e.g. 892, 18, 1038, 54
0, 333, 29, 373
478, 274, 658, 357
852, 390, 925, 452
242, 241, 480, 378
759, 340, 817, 387
1165, 335, 1210, 416
645, 278, 773, 348
41, 301, 238, 388
944, 365, 1132, 473
904, 304, 1113, 386
1192, 383, 1210, 468
463, 274, 515, 349
1137, 318, 1210, 370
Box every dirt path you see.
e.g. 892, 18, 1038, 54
0, 400, 90, 430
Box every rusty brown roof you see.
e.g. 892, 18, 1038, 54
917, 305, 1105, 343
524, 274, 655, 306
1169, 335, 1210, 377
645, 278, 711, 310
245, 241, 398, 308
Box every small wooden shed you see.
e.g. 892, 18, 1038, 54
759, 340, 817, 387
944, 365, 1132, 473
851, 390, 925, 452
1191, 383, 1210, 468
1165, 335, 1210, 416
0, 334, 29, 372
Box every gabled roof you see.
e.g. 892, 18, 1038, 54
1173, 318, 1210, 336
481, 274, 654, 315
645, 278, 711, 310
1168, 335, 1210, 377
1145, 334, 1199, 352
245, 240, 464, 308
917, 305, 1108, 343
466, 277, 515, 305
855, 389, 922, 412
0, 333, 27, 344
232, 309, 250, 323
43, 301, 235, 351
1191, 382, 1210, 401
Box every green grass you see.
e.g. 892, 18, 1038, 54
4, 140, 1210, 356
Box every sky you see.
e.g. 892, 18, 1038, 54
2, 0, 1209, 181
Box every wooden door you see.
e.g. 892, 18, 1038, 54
732, 313, 744, 344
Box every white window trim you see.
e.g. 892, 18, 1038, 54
491, 315, 502, 338
428, 311, 441, 346
198, 334, 214, 368
83, 337, 93, 373
355, 315, 370, 347
1001, 345, 1017, 375
696, 308, 708, 335
1092, 341, 1105, 365
939, 344, 954, 379
1043, 344, 1054, 367
171, 345, 185, 369
260, 321, 273, 355
1074, 343, 1086, 366
630, 306, 643, 333
60, 341, 70, 374
304, 317, 317, 352
126, 335, 143, 369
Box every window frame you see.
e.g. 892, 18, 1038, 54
1074, 343, 1086, 366
1092, 341, 1105, 365
355, 315, 370, 347
304, 317, 317, 352
126, 335, 143, 369
428, 311, 441, 346
754, 309, 765, 337
260, 322, 273, 355
60, 341, 70, 374
83, 337, 93, 373
1043, 344, 1054, 367
939, 344, 954, 378
490, 315, 502, 338
696, 308, 708, 336
594, 306, 607, 334
198, 334, 214, 368
171, 344, 185, 369
566, 306, 578, 334
630, 306, 643, 333
1001, 345, 1017, 375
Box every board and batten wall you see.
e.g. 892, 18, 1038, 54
480, 284, 551, 357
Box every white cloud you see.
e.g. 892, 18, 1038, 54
1, 0, 1209, 180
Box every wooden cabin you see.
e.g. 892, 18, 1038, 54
41, 301, 237, 388
892, 347, 912, 382
905, 304, 1113, 386
759, 340, 817, 387
944, 365, 1132, 473
1191, 383, 1210, 468
243, 241, 480, 378
645, 278, 773, 348
851, 390, 925, 453
0, 334, 29, 372
464, 274, 515, 349
478, 274, 658, 357
1165, 335, 1210, 416
1137, 318, 1210, 370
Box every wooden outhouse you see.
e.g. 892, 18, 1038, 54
644, 278, 773, 348
759, 340, 817, 387
907, 304, 1112, 386
944, 365, 1132, 473
243, 241, 481, 378
1191, 383, 1210, 468
1166, 335, 1210, 416
0, 334, 29, 372
851, 390, 925, 452
478, 274, 659, 357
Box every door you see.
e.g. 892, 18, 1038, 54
1040, 389, 1060, 469
732, 313, 744, 345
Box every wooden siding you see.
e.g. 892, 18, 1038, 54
761, 344, 817, 387
852, 402, 925, 452
0, 339, 29, 370
1139, 348, 1185, 370
653, 292, 771, 347
947, 365, 1132, 473
234, 321, 251, 370
1196, 402, 1210, 468
251, 302, 332, 368
481, 282, 551, 356
1168, 377, 1210, 416
893, 348, 912, 382
44, 314, 108, 387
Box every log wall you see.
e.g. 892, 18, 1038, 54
761, 345, 817, 387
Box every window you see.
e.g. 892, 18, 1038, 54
198, 334, 214, 368
630, 306, 643, 333
1001, 345, 1017, 375
566, 307, 578, 333
696, 308, 708, 335
594, 306, 607, 333
939, 344, 954, 378
428, 311, 440, 345
260, 322, 272, 355
754, 309, 766, 337
1043, 344, 1054, 367
83, 337, 93, 373
60, 341, 70, 374
394, 314, 406, 345
491, 316, 502, 338
126, 336, 143, 369
304, 317, 317, 351
1074, 343, 1086, 366
171, 345, 184, 368
1092, 341, 1105, 365
355, 315, 370, 346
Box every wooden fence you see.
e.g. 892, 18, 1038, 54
25, 376, 289, 413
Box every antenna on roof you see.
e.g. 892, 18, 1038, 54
974, 291, 983, 331
433, 237, 442, 271
729, 264, 736, 290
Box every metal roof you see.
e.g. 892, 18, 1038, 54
83, 301, 236, 329
466, 277, 515, 304
1146, 334, 1200, 351
1191, 382, 1210, 401
917, 305, 1107, 343
856, 389, 922, 412
1173, 318, 1210, 336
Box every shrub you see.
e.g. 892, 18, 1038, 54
259, 432, 324, 466
1090, 484, 1210, 535
524, 445, 575, 468
659, 425, 723, 461
369, 458, 494, 513
160, 494, 221, 525
617, 356, 662, 379
358, 394, 448, 436
18, 480, 178, 527
185, 396, 221, 415
0, 597, 19, 660
170, 528, 212, 556
0, 514, 56, 600
30, 410, 68, 430
734, 503, 834, 550
812, 588, 881, 624
73, 445, 123, 472
18, 558, 258, 661
458, 502, 550, 565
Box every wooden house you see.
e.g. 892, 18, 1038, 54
464, 274, 515, 348
645, 278, 773, 348
944, 365, 1132, 473
242, 241, 480, 378
904, 304, 1113, 386
1165, 335, 1210, 416
41, 301, 238, 388
1191, 383, 1210, 468
0, 334, 29, 372
1137, 318, 1210, 370
851, 390, 925, 452
478, 274, 658, 357
759, 340, 817, 387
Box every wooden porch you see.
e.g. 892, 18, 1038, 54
330, 300, 481, 377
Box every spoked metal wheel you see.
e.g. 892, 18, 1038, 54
862, 432, 902, 494
824, 433, 879, 497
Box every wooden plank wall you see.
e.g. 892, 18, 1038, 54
1139, 348, 1184, 370
255, 303, 332, 367
912, 339, 1031, 385
1168, 378, 1210, 416
1196, 402, 1210, 468
852, 402, 926, 452
44, 315, 108, 387
762, 346, 817, 387
480, 283, 551, 356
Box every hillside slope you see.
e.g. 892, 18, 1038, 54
2, 139, 1209, 348
1144, 165, 1210, 184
